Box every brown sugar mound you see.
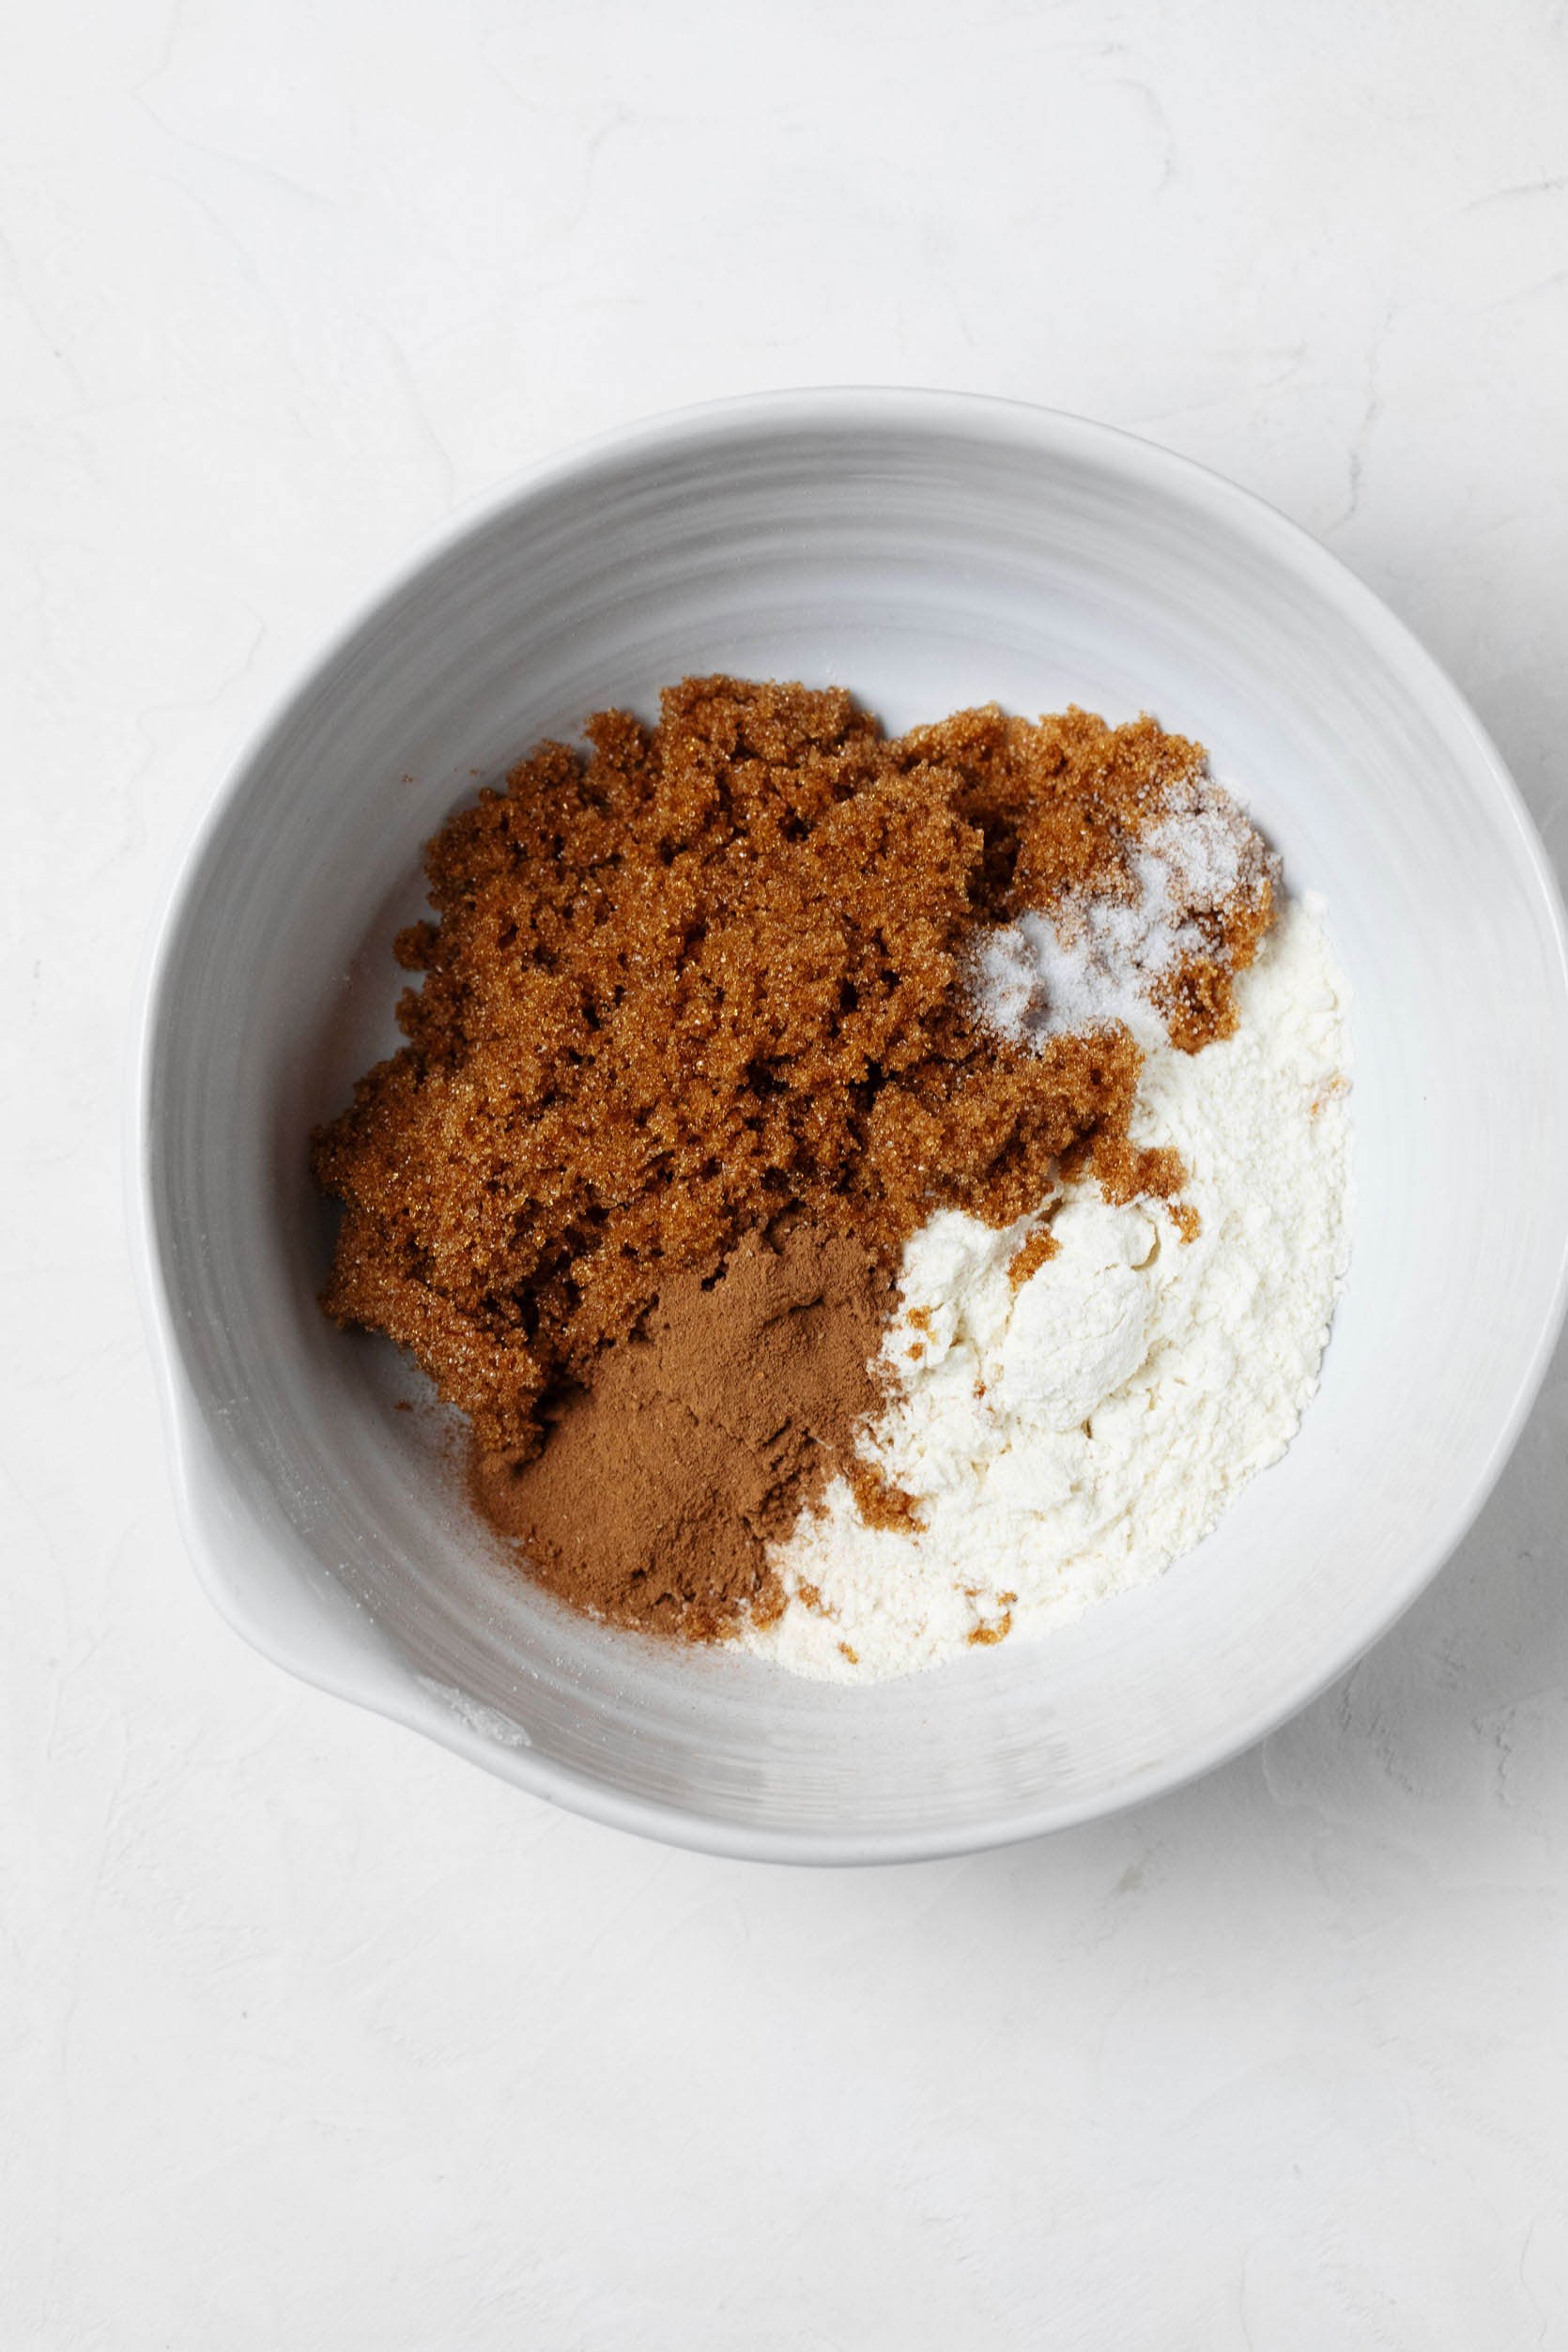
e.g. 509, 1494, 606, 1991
313, 679, 1275, 1634
470, 1222, 892, 1639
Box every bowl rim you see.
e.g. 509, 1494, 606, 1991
129, 385, 1568, 1866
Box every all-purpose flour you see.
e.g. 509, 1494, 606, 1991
742, 892, 1352, 1681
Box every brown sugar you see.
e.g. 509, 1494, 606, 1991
844, 1456, 924, 1535
1007, 1228, 1061, 1289
314, 678, 1275, 1637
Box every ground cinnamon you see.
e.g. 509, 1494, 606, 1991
469, 1222, 891, 1637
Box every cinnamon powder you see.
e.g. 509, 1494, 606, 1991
469, 1223, 892, 1638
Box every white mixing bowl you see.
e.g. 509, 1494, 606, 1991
133, 391, 1568, 1863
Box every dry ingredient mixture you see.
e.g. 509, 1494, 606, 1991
314, 676, 1346, 1672
744, 896, 1351, 1677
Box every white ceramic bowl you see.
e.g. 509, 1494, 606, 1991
134, 391, 1568, 1864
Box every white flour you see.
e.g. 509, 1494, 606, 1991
740, 891, 1352, 1681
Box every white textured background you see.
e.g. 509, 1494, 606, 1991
6, 1, 1568, 2344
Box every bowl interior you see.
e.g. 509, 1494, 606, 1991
142, 396, 1568, 1859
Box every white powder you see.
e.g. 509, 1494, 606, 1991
972, 770, 1279, 1047
740, 891, 1352, 1682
